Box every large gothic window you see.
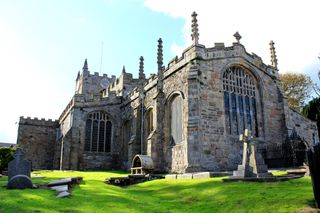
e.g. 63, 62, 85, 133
223, 66, 259, 136
85, 111, 112, 152
170, 95, 183, 144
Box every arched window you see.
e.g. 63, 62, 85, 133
223, 66, 259, 136
146, 108, 154, 136
85, 111, 112, 152
170, 95, 183, 144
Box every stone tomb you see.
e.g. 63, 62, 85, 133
7, 148, 33, 189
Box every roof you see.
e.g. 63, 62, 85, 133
0, 142, 15, 147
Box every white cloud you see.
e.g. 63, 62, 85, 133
144, 0, 320, 78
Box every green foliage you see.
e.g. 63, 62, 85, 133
0, 171, 315, 212
280, 73, 313, 111
0, 146, 15, 172
303, 97, 320, 139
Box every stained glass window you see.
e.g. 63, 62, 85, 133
223, 66, 259, 136
251, 97, 259, 137
231, 93, 238, 135
85, 111, 112, 152
238, 96, 244, 133
224, 91, 231, 134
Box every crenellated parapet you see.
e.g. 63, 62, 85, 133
19, 116, 59, 127
160, 42, 278, 80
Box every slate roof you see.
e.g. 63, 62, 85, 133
0, 142, 15, 147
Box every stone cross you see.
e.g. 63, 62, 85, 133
233, 31, 242, 43
239, 129, 251, 169
7, 148, 33, 189
232, 129, 270, 178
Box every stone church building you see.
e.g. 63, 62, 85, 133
17, 12, 318, 173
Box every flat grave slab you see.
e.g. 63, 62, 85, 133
57, 191, 70, 198
50, 185, 69, 192
48, 177, 83, 187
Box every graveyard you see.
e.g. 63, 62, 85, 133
0, 170, 316, 212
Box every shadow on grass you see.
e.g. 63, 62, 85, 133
0, 171, 315, 213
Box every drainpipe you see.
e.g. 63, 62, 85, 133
59, 139, 64, 170
140, 93, 145, 154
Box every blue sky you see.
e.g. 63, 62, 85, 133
1, 0, 320, 143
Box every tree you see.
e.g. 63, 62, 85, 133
279, 73, 313, 111
303, 97, 320, 140
0, 146, 15, 172
313, 58, 320, 97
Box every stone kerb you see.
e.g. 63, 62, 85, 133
7, 175, 33, 189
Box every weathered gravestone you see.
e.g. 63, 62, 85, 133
307, 143, 320, 208
7, 148, 33, 189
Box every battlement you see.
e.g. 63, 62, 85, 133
144, 74, 157, 86
19, 116, 59, 127
83, 69, 116, 80
163, 42, 277, 78
107, 72, 133, 90
127, 87, 140, 100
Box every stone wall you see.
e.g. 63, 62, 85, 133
285, 104, 319, 145
17, 117, 58, 170
184, 43, 288, 171
56, 95, 123, 170
76, 69, 115, 98
82, 152, 113, 170
17, 31, 319, 174
105, 72, 139, 97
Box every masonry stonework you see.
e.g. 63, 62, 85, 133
17, 12, 319, 173
17, 117, 58, 170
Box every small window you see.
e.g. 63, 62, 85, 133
146, 108, 154, 136
170, 95, 183, 144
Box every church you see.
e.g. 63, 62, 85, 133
17, 12, 319, 173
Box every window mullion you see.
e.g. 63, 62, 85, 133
90, 119, 93, 152
103, 120, 107, 152
97, 118, 100, 153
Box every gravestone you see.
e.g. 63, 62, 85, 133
307, 144, 320, 208
7, 148, 33, 189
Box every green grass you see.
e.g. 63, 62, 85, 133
271, 171, 288, 176
0, 171, 316, 213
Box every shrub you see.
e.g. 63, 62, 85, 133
0, 146, 15, 172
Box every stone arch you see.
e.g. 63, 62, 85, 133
222, 65, 262, 137
165, 90, 185, 104
166, 92, 184, 145
145, 106, 154, 137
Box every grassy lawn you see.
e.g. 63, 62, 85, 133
0, 171, 316, 213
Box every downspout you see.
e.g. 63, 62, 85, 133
140, 93, 145, 154
59, 139, 64, 170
